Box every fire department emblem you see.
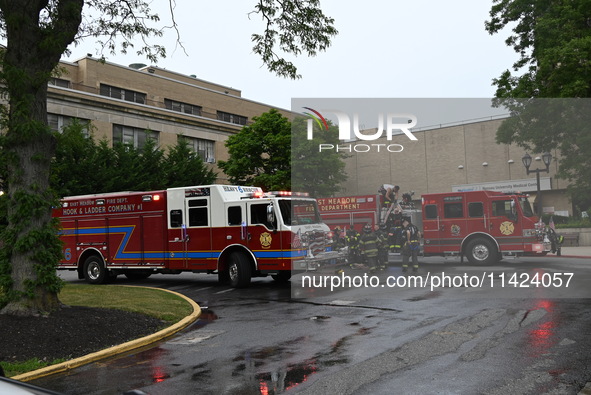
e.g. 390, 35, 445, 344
260, 232, 272, 249
451, 224, 461, 236
500, 221, 515, 235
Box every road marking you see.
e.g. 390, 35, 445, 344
330, 300, 355, 305
214, 288, 234, 295
167, 330, 225, 345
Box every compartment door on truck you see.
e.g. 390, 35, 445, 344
489, 196, 522, 250
422, 201, 442, 254
184, 196, 212, 267
440, 197, 467, 253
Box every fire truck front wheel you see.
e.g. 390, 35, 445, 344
83, 255, 108, 284
465, 238, 499, 265
228, 252, 252, 288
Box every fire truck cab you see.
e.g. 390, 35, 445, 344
421, 190, 550, 264
54, 185, 334, 287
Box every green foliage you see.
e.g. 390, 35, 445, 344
486, 0, 591, 99
51, 123, 217, 197
164, 137, 218, 188
218, 109, 292, 190
486, 1, 591, 212
217, 110, 347, 196
250, 0, 338, 79
291, 116, 348, 198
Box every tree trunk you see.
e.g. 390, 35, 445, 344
0, 0, 84, 316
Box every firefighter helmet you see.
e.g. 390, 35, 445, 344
363, 224, 372, 233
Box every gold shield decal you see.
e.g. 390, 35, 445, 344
500, 221, 515, 235
260, 232, 272, 249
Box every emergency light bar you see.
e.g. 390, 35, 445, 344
268, 191, 310, 197
242, 191, 310, 199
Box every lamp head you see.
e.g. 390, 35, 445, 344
522, 153, 532, 170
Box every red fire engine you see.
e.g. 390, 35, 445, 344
318, 189, 551, 265
421, 190, 550, 264
53, 185, 334, 287
316, 194, 380, 233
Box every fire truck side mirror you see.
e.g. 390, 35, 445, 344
266, 204, 275, 229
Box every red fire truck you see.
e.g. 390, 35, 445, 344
316, 194, 380, 233
421, 190, 550, 264
53, 185, 335, 287
319, 189, 551, 265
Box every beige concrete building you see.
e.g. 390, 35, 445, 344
340, 118, 572, 216
47, 55, 290, 183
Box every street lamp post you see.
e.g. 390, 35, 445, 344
522, 152, 552, 218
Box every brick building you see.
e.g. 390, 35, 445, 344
339, 118, 572, 216
46, 55, 290, 183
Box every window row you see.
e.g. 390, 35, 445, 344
100, 84, 146, 104
217, 111, 248, 125
170, 203, 275, 228
47, 115, 216, 161
97, 84, 249, 125
424, 200, 515, 219
164, 99, 202, 116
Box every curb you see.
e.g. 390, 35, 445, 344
12, 286, 201, 383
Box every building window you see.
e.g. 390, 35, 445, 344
180, 136, 215, 163
49, 78, 71, 88
100, 84, 146, 104
164, 99, 202, 116
48, 114, 90, 136
217, 111, 247, 126
112, 125, 159, 149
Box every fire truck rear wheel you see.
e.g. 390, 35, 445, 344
228, 252, 252, 288
83, 255, 107, 284
466, 238, 498, 265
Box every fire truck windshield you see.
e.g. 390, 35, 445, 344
518, 197, 535, 217
278, 199, 323, 226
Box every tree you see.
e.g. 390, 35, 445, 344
485, 0, 591, 212
291, 116, 347, 198
50, 123, 216, 197
162, 137, 217, 188
0, 0, 337, 316
218, 109, 292, 190
218, 110, 347, 197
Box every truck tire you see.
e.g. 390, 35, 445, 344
228, 252, 252, 288
465, 238, 498, 265
83, 255, 108, 284
272, 271, 292, 283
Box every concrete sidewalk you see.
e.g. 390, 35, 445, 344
556, 246, 591, 258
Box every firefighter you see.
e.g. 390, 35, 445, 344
359, 223, 379, 272
401, 217, 421, 272
379, 184, 400, 207
388, 212, 404, 253
332, 226, 345, 251
375, 223, 389, 270
345, 226, 361, 267
546, 226, 564, 256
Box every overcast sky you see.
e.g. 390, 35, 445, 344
62, 0, 518, 114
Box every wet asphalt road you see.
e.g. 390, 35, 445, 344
34, 255, 591, 395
